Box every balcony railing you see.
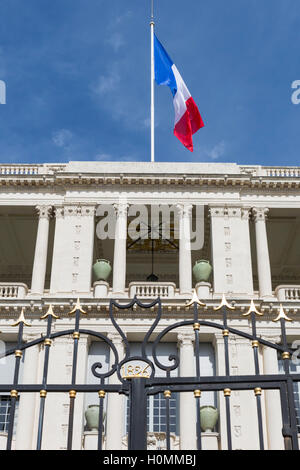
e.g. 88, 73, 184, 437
275, 285, 300, 301
0, 283, 28, 299
128, 282, 176, 299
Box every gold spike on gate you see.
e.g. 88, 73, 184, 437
272, 304, 293, 323
214, 293, 235, 311
11, 308, 31, 327
242, 299, 263, 317
185, 289, 206, 307
40, 304, 59, 320
68, 298, 87, 315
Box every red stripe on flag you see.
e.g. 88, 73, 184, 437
186, 96, 204, 135
174, 110, 193, 151
174, 97, 204, 152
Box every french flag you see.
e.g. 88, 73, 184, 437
154, 34, 204, 152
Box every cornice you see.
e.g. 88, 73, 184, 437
1, 171, 300, 192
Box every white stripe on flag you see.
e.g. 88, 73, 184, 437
171, 65, 191, 124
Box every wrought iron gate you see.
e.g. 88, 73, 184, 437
0, 295, 299, 450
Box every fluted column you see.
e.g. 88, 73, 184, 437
106, 332, 125, 450
113, 203, 128, 294
178, 332, 196, 449
252, 208, 273, 298
15, 333, 40, 449
262, 335, 284, 450
177, 204, 193, 295
31, 205, 52, 295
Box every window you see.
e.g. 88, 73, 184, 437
0, 341, 24, 434
0, 397, 13, 432
278, 348, 300, 432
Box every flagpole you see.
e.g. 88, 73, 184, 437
150, 0, 155, 162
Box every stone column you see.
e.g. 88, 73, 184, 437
106, 332, 125, 450
177, 204, 193, 295
261, 335, 284, 450
112, 203, 128, 295
252, 208, 273, 298
178, 332, 196, 449
31, 205, 52, 295
15, 333, 41, 449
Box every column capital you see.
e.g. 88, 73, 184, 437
176, 203, 193, 218
177, 332, 194, 347
252, 207, 269, 222
23, 332, 43, 343
260, 334, 281, 346
107, 332, 125, 346
113, 202, 129, 218
35, 205, 52, 219
241, 207, 252, 220
53, 206, 64, 218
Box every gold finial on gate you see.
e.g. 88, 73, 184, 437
214, 294, 235, 311
272, 304, 292, 323
40, 304, 59, 320
242, 299, 263, 317
185, 289, 206, 307
11, 308, 31, 327
68, 298, 87, 316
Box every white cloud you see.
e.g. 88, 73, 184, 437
52, 129, 73, 148
93, 70, 120, 96
206, 140, 226, 160
106, 32, 125, 52
94, 153, 113, 161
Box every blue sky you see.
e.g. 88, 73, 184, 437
0, 0, 299, 165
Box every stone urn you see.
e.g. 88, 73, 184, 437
92, 259, 112, 281
85, 405, 106, 431
192, 260, 212, 282
200, 406, 218, 432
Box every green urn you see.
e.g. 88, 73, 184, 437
85, 405, 106, 432
92, 259, 112, 281
85, 405, 100, 431
200, 406, 218, 432
192, 260, 212, 282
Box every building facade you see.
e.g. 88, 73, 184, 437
0, 161, 300, 450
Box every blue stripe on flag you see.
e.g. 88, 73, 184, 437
154, 34, 177, 97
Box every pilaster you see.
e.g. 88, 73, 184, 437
106, 332, 125, 450
50, 204, 96, 296
15, 333, 41, 450
177, 332, 196, 450
209, 206, 253, 296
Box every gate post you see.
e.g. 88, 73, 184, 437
128, 378, 147, 450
